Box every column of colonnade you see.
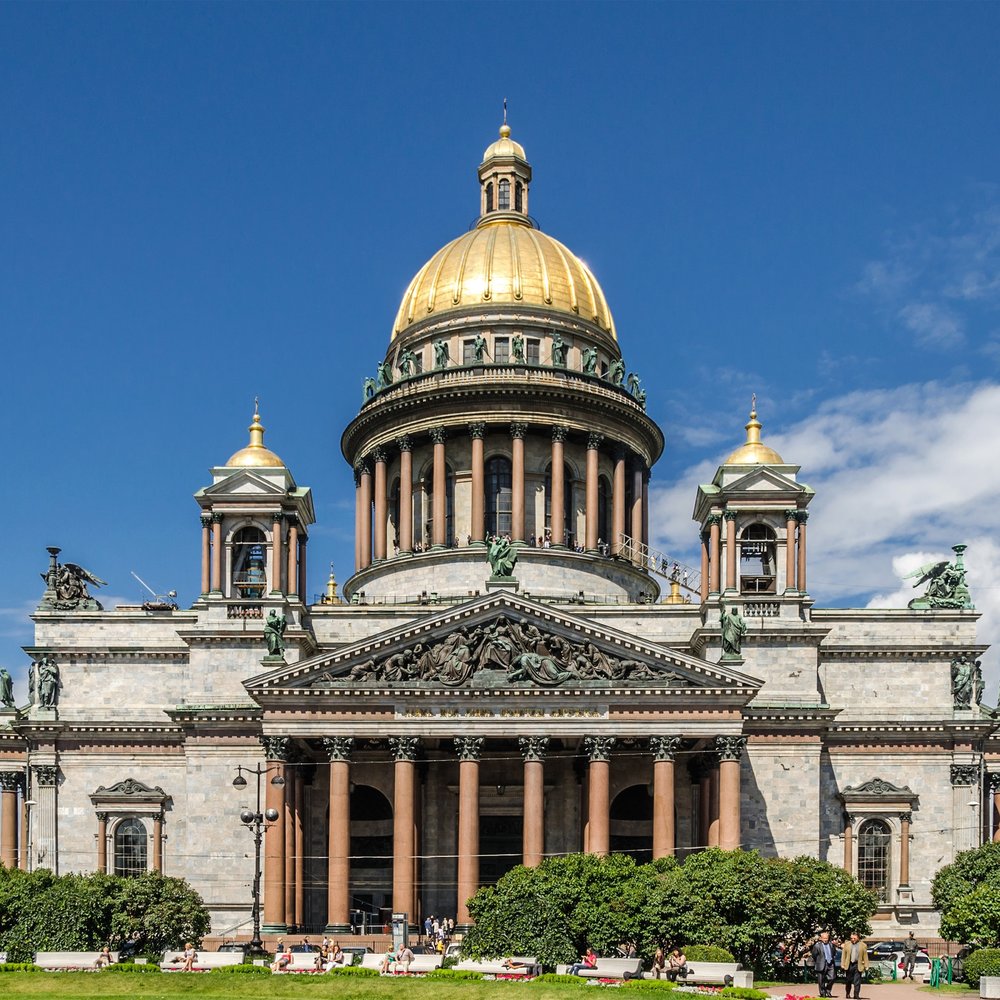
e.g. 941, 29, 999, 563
352, 425, 650, 570
264, 734, 745, 932
0, 771, 23, 868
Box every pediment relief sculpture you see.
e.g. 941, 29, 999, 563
324, 615, 688, 689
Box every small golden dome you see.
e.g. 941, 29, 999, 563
724, 397, 785, 465
482, 123, 527, 163
392, 221, 616, 339
226, 401, 286, 468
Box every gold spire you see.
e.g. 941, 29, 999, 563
225, 399, 286, 468
321, 563, 341, 604
723, 394, 785, 465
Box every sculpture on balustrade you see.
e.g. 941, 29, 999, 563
433, 340, 450, 369
473, 333, 487, 363
362, 377, 377, 402
487, 535, 517, 578
28, 655, 59, 707
511, 334, 525, 364
626, 372, 647, 409
719, 602, 748, 659
375, 360, 394, 390
551, 332, 568, 367
951, 653, 984, 709
608, 358, 625, 386
905, 545, 974, 610
398, 348, 417, 377
38, 548, 106, 612
0, 667, 14, 708
581, 347, 599, 375
264, 609, 287, 658
331, 613, 685, 688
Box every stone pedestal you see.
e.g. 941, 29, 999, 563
27, 707, 57, 722
980, 978, 1000, 999
486, 577, 519, 593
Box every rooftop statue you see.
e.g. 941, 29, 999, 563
551, 332, 568, 367
433, 339, 450, 369
608, 358, 625, 387
0, 667, 13, 709
38, 548, 106, 611
487, 535, 517, 578
951, 653, 984, 709
905, 545, 974, 610
397, 348, 417, 377
582, 347, 598, 375
264, 609, 287, 658
362, 377, 376, 402
511, 334, 525, 364
375, 360, 394, 390
28, 655, 59, 708
473, 333, 487, 364
627, 372, 647, 409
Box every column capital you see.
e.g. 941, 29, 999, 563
583, 736, 615, 762
96, 811, 109, 823
211, 512, 225, 524
795, 509, 809, 523
705, 513, 722, 527
0, 771, 23, 792
649, 736, 683, 761
510, 421, 528, 440
260, 735, 293, 761
714, 735, 747, 762
843, 811, 854, 828
33, 764, 58, 787
389, 736, 420, 762
519, 736, 549, 761
784, 509, 799, 521
323, 737, 354, 762
990, 772, 1000, 793
613, 443, 627, 461
355, 457, 372, 477
587, 432, 604, 450
951, 763, 979, 786
899, 811, 912, 825
200, 513, 213, 528
396, 434, 413, 453
429, 426, 447, 445
551, 425, 569, 444
724, 510, 738, 522
372, 447, 388, 464
454, 736, 484, 761
468, 422, 486, 439
700, 528, 710, 543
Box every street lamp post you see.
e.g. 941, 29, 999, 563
232, 765, 284, 956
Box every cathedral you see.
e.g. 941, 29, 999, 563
0, 123, 995, 942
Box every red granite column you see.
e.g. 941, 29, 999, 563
470, 424, 486, 543
283, 766, 296, 927
373, 448, 388, 562
550, 427, 567, 546
992, 774, 1000, 842
700, 530, 710, 604
585, 433, 603, 552
0, 773, 20, 869
397, 437, 414, 554
298, 536, 308, 604
271, 511, 285, 594
716, 736, 746, 851
708, 765, 720, 847
724, 511, 738, 593
211, 513, 224, 594
784, 509, 798, 593
358, 460, 373, 568
390, 737, 418, 919
200, 515, 211, 596
286, 518, 299, 599
152, 813, 163, 872
96, 812, 107, 872
324, 738, 353, 932
520, 737, 549, 867
843, 813, 853, 872
708, 513, 722, 596
698, 764, 711, 847
261, 740, 288, 932
630, 462, 643, 560
455, 737, 483, 925
354, 466, 363, 569
612, 447, 626, 556
651, 738, 681, 859
294, 774, 304, 929
584, 737, 615, 857
511, 423, 527, 543
430, 428, 447, 548
899, 812, 911, 887
642, 470, 650, 548
796, 511, 809, 595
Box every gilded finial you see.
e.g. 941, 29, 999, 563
322, 563, 340, 604
503, 97, 508, 126
744, 394, 762, 445
248, 398, 266, 449
750, 392, 757, 419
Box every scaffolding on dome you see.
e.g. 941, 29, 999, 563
617, 534, 701, 600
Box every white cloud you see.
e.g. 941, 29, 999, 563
898, 302, 964, 348
650, 379, 1000, 696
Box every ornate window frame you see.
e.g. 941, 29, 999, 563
90, 778, 169, 874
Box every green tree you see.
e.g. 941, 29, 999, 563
108, 871, 211, 957
933, 842, 1000, 946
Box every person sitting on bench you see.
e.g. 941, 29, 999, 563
667, 948, 688, 981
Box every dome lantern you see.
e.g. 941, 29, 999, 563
478, 107, 532, 222
225, 399, 286, 469
724, 395, 785, 465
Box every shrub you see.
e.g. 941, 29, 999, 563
964, 949, 1000, 988
720, 989, 768, 1000
685, 945, 736, 963
211, 963, 272, 975
533, 973, 590, 984
328, 965, 379, 977
428, 968, 485, 980
0, 963, 43, 972
623, 979, 677, 989
103, 962, 161, 973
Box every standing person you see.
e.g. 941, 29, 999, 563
902, 933, 918, 980
396, 944, 415, 975
840, 933, 868, 999
811, 931, 836, 998
424, 915, 432, 940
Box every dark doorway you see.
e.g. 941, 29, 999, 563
479, 813, 523, 886
610, 784, 653, 863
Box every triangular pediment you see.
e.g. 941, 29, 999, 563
721, 466, 808, 494
199, 470, 289, 498
246, 592, 762, 695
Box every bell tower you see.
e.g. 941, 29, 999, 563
478, 112, 532, 220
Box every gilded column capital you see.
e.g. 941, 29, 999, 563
551, 425, 569, 444
519, 736, 550, 762
389, 736, 420, 762
396, 435, 413, 453
429, 426, 447, 446
583, 736, 615, 762
950, 763, 979, 786
0, 770, 23, 792
372, 447, 388, 465
714, 735, 747, 762
468, 422, 486, 440
454, 736, 484, 762
260, 735, 292, 761
324, 737, 354, 762
587, 432, 604, 450
33, 764, 58, 787
649, 736, 682, 761
510, 422, 528, 440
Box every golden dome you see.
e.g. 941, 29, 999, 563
392, 218, 617, 339
225, 401, 286, 468
482, 123, 527, 163
724, 398, 785, 465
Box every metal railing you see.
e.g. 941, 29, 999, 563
617, 534, 701, 597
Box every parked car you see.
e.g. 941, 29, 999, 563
869, 941, 907, 960
445, 942, 462, 959
216, 942, 249, 955
342, 946, 373, 959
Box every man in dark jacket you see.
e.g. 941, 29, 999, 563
840, 933, 869, 999
812, 931, 836, 998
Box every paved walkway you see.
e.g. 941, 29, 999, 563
761, 980, 966, 1000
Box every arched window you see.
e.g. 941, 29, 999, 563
544, 462, 574, 545
514, 181, 523, 212
114, 818, 147, 877
498, 179, 510, 210
597, 476, 610, 548
857, 819, 891, 902
231, 525, 268, 598
485, 182, 494, 213
485, 456, 513, 537
425, 466, 455, 547
740, 523, 776, 594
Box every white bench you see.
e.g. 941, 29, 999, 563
272, 952, 356, 973
453, 956, 539, 976
557, 958, 644, 979
679, 962, 748, 987
35, 952, 119, 970
160, 951, 243, 971
360, 952, 443, 974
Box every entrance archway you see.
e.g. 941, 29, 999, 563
610, 784, 653, 862
349, 785, 393, 930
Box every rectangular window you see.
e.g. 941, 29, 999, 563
494, 337, 509, 364
412, 351, 423, 374
526, 339, 540, 365
463, 340, 477, 365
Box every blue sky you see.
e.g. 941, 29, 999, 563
3, 1, 1000, 700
